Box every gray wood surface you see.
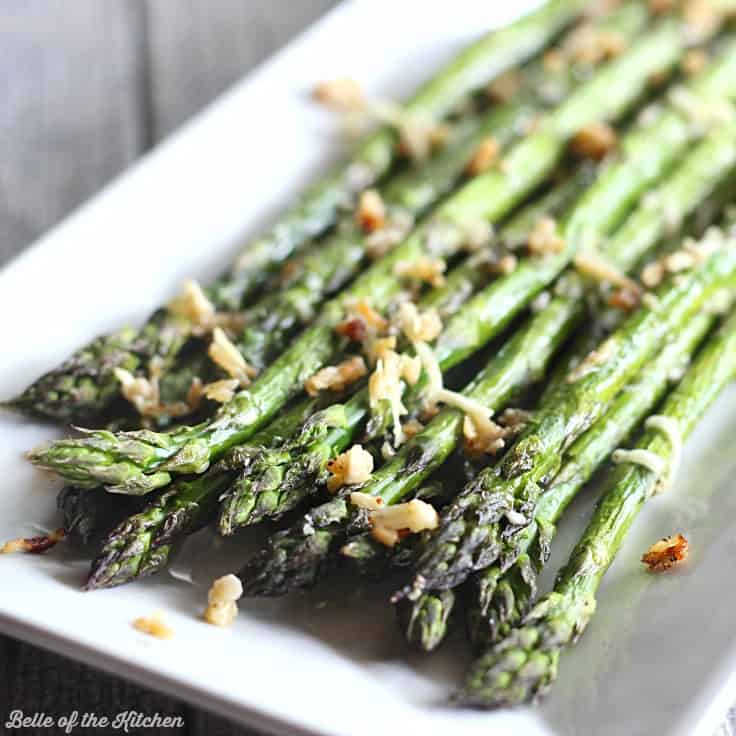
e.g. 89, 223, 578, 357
0, 2, 334, 734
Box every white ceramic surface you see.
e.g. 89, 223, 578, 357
2, 2, 736, 734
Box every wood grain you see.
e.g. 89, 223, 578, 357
0, 1, 146, 265
145, 0, 337, 140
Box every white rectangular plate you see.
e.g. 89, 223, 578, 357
2, 2, 736, 734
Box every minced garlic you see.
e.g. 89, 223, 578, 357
485, 69, 522, 103
305, 356, 367, 397
208, 328, 257, 385
1, 528, 65, 555
570, 122, 617, 160
327, 444, 374, 492
132, 610, 174, 640
641, 534, 689, 572
466, 136, 500, 176
563, 23, 626, 66
368, 499, 439, 547
463, 414, 506, 456
364, 335, 397, 364
313, 78, 364, 110
396, 301, 443, 343
167, 279, 216, 334
115, 361, 192, 419
364, 210, 413, 259
202, 378, 241, 404
528, 217, 565, 256
204, 574, 243, 627
395, 256, 447, 288
349, 491, 384, 511
356, 189, 386, 233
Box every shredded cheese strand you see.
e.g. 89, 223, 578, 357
645, 415, 683, 494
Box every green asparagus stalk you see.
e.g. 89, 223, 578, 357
458, 306, 736, 707
58, 486, 144, 548
84, 396, 320, 589
465, 308, 715, 650
238, 288, 583, 596
217, 168, 593, 535
7, 0, 586, 425
27, 23, 686, 493
401, 231, 736, 601
225, 105, 736, 549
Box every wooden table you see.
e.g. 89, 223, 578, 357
0, 3, 334, 733
2, 3, 736, 734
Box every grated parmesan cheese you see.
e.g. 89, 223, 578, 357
574, 250, 641, 293
208, 328, 257, 385
327, 445, 374, 492
349, 491, 383, 511
612, 448, 667, 478
305, 356, 367, 397
368, 350, 413, 443
645, 415, 682, 494
364, 209, 413, 259
204, 574, 243, 627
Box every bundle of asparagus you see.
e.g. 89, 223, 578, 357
7, 0, 736, 711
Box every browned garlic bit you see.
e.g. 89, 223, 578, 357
528, 217, 566, 256
327, 445, 374, 492
396, 301, 443, 343
485, 69, 523, 103
305, 356, 367, 397
340, 298, 389, 335
641, 534, 689, 572
567, 338, 616, 383
682, 48, 709, 75
201, 378, 241, 404
204, 574, 243, 627
401, 418, 425, 440
356, 189, 386, 233
490, 254, 518, 275
608, 286, 641, 312
465, 136, 500, 176
364, 335, 397, 365
132, 610, 174, 639
208, 328, 257, 386
1, 528, 65, 555
167, 279, 217, 335
364, 210, 414, 260
395, 256, 447, 288
570, 122, 617, 160
543, 49, 565, 72
115, 358, 192, 419
463, 414, 506, 456
353, 496, 439, 548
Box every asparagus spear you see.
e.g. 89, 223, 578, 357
58, 486, 144, 548
224, 109, 736, 542
459, 306, 736, 707
8, 0, 586, 425
84, 397, 320, 589
218, 168, 593, 534
27, 23, 686, 493
238, 290, 584, 596
401, 230, 736, 601
465, 308, 715, 650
